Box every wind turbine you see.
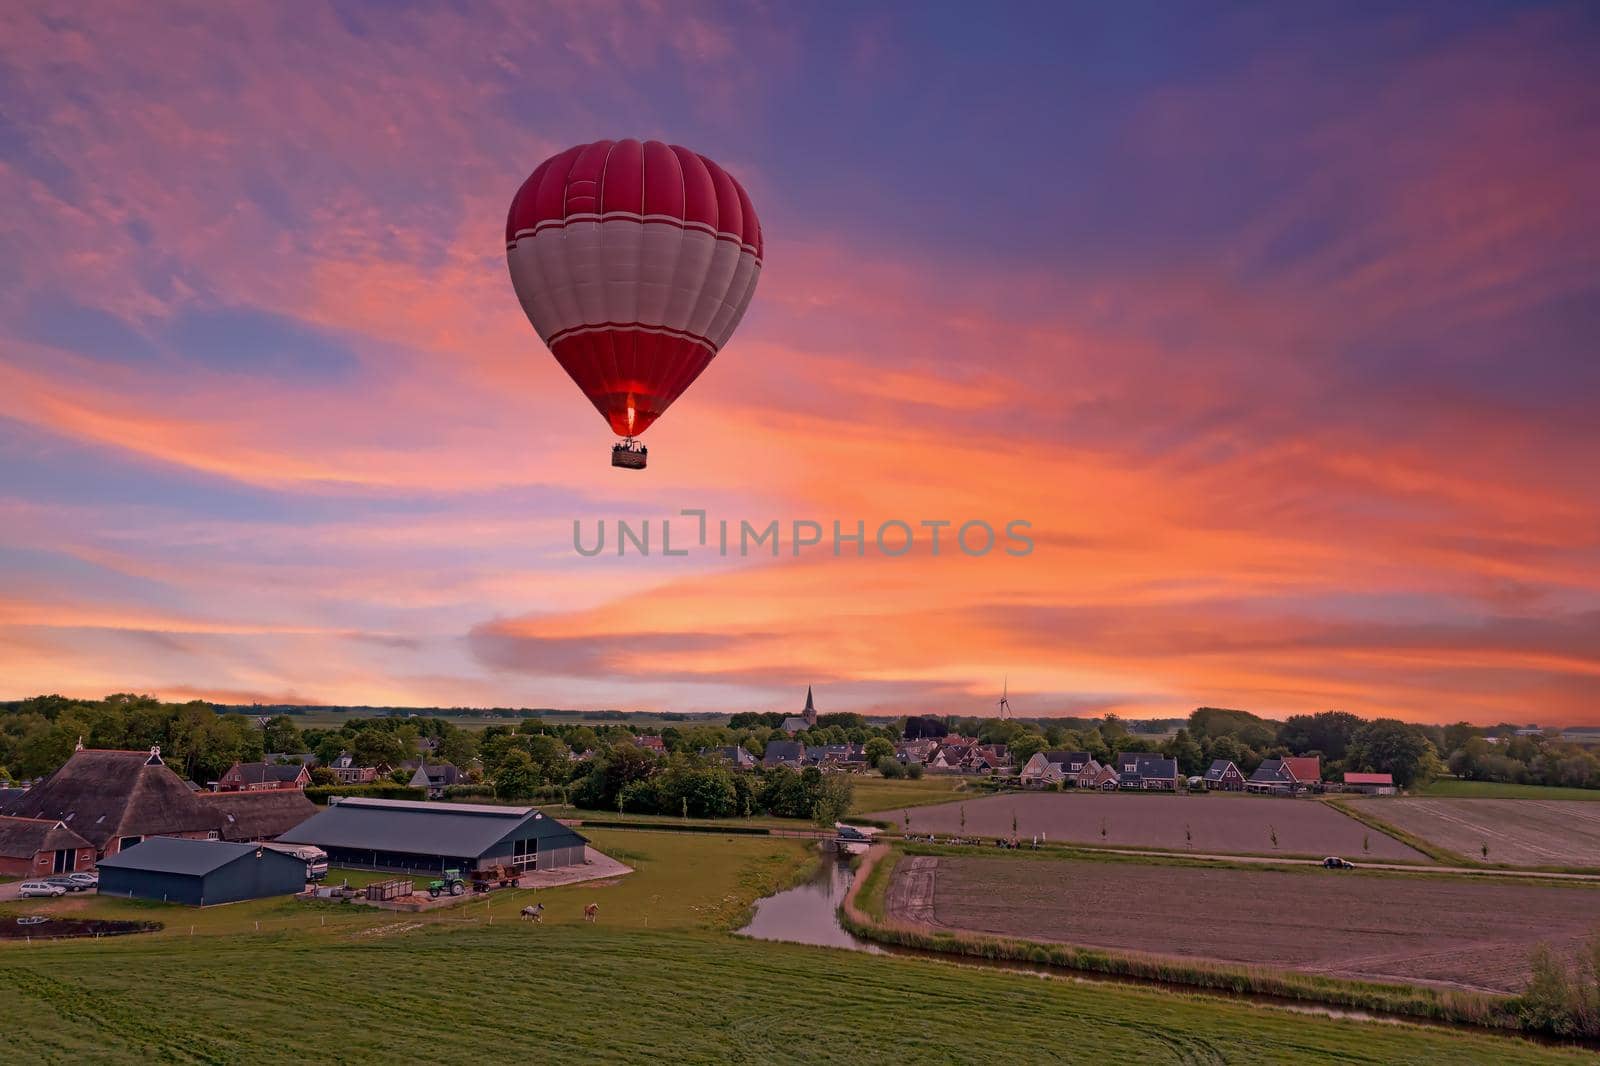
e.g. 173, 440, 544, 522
997, 676, 1012, 720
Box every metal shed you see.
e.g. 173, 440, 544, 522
96, 837, 308, 906
277, 797, 588, 876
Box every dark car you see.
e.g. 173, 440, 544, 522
44, 875, 93, 892
1321, 856, 1356, 870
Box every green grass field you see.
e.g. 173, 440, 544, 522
849, 773, 968, 814
1418, 780, 1600, 801
1, 830, 1590, 1062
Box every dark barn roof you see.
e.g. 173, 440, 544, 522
199, 790, 317, 842
228, 762, 307, 786
98, 836, 281, 876
1203, 759, 1240, 781
0, 787, 27, 808
277, 798, 585, 859
2, 748, 223, 850
0, 815, 93, 858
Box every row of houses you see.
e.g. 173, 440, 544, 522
759, 742, 872, 771
1018, 751, 1181, 790
1022, 751, 1398, 795
895, 736, 1014, 774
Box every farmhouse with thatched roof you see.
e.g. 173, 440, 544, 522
0, 815, 96, 876
198, 789, 317, 842
0, 745, 224, 859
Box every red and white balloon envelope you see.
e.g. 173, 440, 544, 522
506, 139, 764, 469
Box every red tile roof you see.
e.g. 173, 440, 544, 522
1343, 772, 1394, 785
1283, 756, 1321, 783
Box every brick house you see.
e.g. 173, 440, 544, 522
0, 815, 97, 876
216, 761, 311, 792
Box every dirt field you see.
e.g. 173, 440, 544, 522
1347, 798, 1600, 867
886, 854, 1600, 993
873, 792, 1425, 860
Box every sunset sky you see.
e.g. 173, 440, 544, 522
2, 2, 1597, 724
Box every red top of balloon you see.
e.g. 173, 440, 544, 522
506, 140, 764, 439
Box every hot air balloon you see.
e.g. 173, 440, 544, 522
506, 139, 764, 469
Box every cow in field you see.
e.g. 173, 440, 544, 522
520, 903, 543, 923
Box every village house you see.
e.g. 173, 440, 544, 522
405, 760, 463, 799
1018, 752, 1068, 788
894, 739, 938, 765
1202, 759, 1246, 791
1342, 771, 1397, 795
1246, 758, 1295, 793
1116, 752, 1179, 790
0, 745, 224, 859
761, 740, 806, 770
1080, 762, 1120, 790
0, 815, 97, 876
215, 761, 311, 792
700, 745, 757, 770
632, 735, 667, 754
1283, 756, 1322, 786
328, 752, 382, 784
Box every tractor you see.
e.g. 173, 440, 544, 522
427, 869, 466, 898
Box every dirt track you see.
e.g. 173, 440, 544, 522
874, 792, 1425, 861
1347, 799, 1600, 867
885, 855, 1600, 993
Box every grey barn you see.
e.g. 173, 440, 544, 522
277, 797, 587, 876
97, 837, 308, 906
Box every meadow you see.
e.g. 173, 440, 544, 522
1344, 799, 1600, 868
1418, 780, 1600, 801
2, 830, 1592, 1062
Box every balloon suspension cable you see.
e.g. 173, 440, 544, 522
611, 437, 648, 470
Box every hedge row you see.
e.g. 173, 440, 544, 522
305, 783, 427, 805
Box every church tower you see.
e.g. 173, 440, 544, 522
803, 686, 818, 727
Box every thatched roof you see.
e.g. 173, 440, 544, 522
0, 815, 93, 859
0, 748, 223, 850
199, 790, 317, 842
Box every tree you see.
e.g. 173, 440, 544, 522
353, 728, 406, 770
1163, 729, 1205, 776
1008, 732, 1048, 766
494, 749, 538, 801
1347, 718, 1439, 789
1277, 711, 1362, 762
863, 737, 895, 766
261, 715, 305, 754
810, 774, 853, 830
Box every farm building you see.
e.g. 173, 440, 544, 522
0, 815, 96, 876
198, 790, 317, 842
1343, 772, 1396, 795
215, 761, 310, 792
276, 797, 588, 875
0, 745, 223, 858
97, 837, 308, 906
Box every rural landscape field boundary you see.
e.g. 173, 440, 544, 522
838, 844, 1600, 1044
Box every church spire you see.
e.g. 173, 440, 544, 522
803, 685, 817, 725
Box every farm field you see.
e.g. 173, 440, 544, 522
0, 831, 1586, 1064
885, 854, 1600, 994
874, 792, 1426, 860
1346, 799, 1600, 868
1418, 780, 1600, 801
6, 923, 1588, 1063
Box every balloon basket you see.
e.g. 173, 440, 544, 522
612, 440, 647, 470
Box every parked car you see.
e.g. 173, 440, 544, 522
18, 881, 67, 898
64, 871, 99, 888
45, 875, 92, 892
1322, 856, 1356, 869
